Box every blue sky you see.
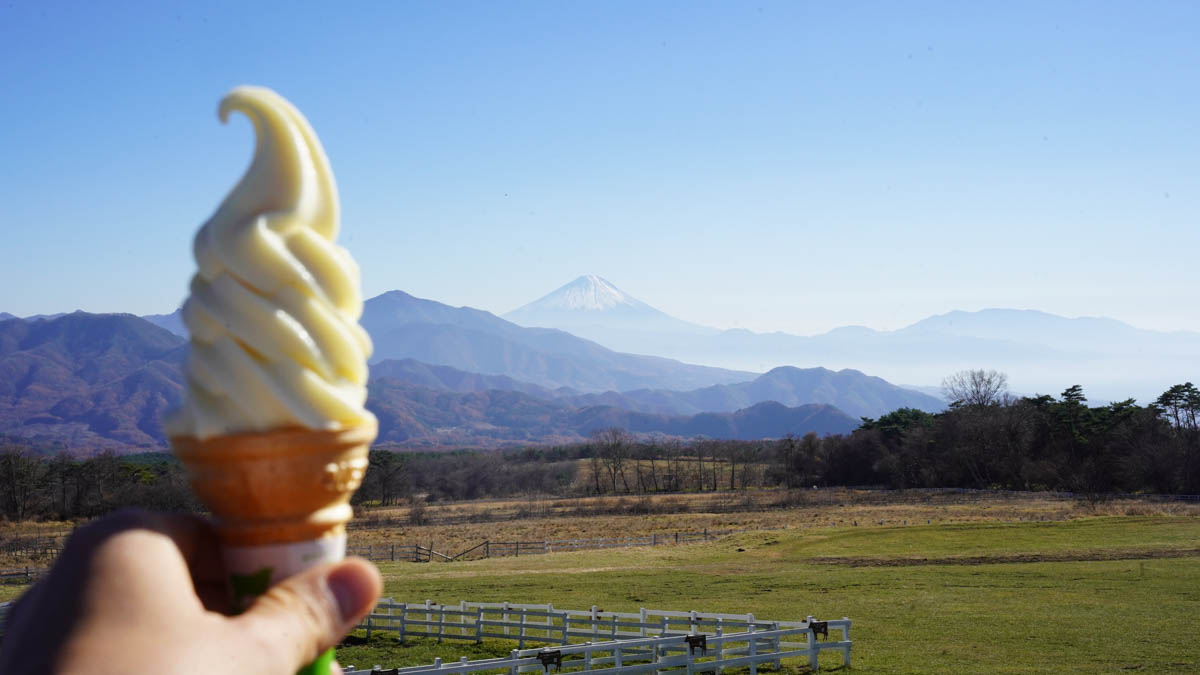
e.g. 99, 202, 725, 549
2, 1, 1198, 334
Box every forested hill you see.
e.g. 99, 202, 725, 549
0, 313, 858, 451
0, 313, 185, 449
367, 377, 857, 445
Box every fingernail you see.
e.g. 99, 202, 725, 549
326, 562, 376, 622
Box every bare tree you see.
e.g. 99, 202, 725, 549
0, 445, 44, 521
593, 427, 632, 493
362, 450, 408, 506
942, 369, 1010, 407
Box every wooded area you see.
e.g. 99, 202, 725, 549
1, 380, 1196, 521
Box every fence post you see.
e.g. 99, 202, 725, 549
509, 649, 519, 675
772, 621, 781, 669
475, 607, 483, 644
842, 617, 852, 667
365, 604, 374, 641
562, 613, 569, 645
715, 618, 723, 674
640, 608, 648, 637
748, 623, 758, 675
806, 616, 818, 673
519, 608, 527, 649
399, 603, 407, 641
686, 636, 695, 675
503, 601, 511, 638
438, 604, 445, 643
591, 605, 599, 642
653, 633, 662, 675
387, 597, 394, 638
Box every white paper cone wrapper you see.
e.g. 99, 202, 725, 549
224, 535, 346, 610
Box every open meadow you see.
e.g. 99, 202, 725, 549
2, 493, 1197, 672
341, 515, 1200, 673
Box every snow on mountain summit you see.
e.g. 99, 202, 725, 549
503, 276, 719, 348
525, 275, 648, 312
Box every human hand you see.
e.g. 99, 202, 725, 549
0, 510, 381, 675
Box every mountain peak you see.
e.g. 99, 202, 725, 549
523, 275, 645, 312
504, 276, 719, 344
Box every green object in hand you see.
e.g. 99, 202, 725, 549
230, 567, 273, 614
230, 568, 336, 674
297, 647, 336, 675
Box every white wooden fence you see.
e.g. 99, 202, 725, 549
349, 600, 851, 674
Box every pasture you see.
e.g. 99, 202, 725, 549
1, 493, 1197, 671
340, 515, 1200, 673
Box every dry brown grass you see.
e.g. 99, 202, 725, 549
345, 489, 1200, 557
2, 490, 1194, 566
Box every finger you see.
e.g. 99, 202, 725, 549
233, 558, 381, 671
154, 514, 229, 612
0, 579, 47, 652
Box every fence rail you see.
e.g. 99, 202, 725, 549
0, 568, 42, 585
348, 599, 850, 674
347, 529, 751, 564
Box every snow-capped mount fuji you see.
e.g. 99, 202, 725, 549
517, 275, 643, 312
504, 275, 718, 350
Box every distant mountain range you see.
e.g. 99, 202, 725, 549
372, 358, 942, 420
0, 312, 872, 450
11, 274, 1194, 450
502, 276, 1199, 402
360, 290, 754, 392
139, 291, 754, 393
0, 313, 185, 449
366, 378, 857, 445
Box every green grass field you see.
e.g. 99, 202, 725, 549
338, 516, 1200, 674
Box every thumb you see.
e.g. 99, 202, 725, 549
233, 558, 381, 672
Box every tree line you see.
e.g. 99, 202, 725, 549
0, 448, 199, 522
1, 375, 1196, 521
355, 376, 1198, 502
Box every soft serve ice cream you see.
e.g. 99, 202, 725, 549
167, 88, 378, 673
165, 86, 374, 440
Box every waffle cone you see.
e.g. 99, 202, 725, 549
171, 419, 377, 548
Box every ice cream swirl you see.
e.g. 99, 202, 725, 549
165, 86, 374, 440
